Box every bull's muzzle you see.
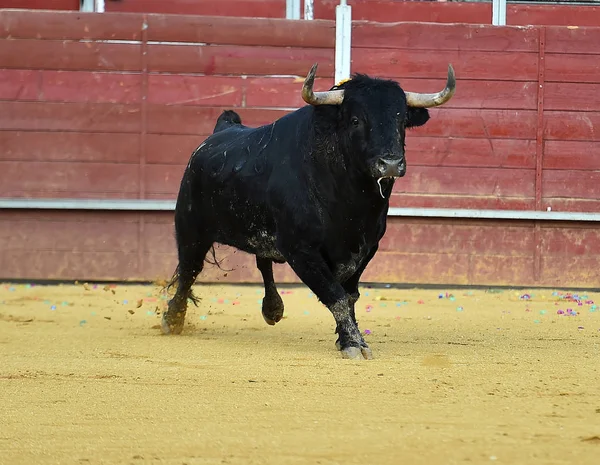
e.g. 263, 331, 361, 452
377, 158, 406, 178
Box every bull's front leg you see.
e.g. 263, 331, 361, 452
283, 248, 372, 360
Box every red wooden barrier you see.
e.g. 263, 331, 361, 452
1, 10, 600, 288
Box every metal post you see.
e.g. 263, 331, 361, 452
335, 0, 352, 84
80, 0, 94, 12
81, 0, 104, 12
492, 0, 506, 26
286, 0, 301, 20
304, 0, 314, 20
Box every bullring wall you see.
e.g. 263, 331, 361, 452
1, 9, 599, 287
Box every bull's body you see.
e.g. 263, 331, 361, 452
162, 64, 455, 359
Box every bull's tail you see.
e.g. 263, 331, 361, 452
213, 110, 243, 134
164, 245, 233, 304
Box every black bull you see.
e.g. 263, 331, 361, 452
162, 63, 456, 359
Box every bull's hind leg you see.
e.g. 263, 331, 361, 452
162, 241, 213, 335
256, 257, 284, 325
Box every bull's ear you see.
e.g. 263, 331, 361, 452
406, 107, 430, 128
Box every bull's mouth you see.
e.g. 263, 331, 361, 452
376, 176, 402, 198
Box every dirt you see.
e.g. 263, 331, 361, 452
1, 282, 599, 465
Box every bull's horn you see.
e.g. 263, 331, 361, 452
302, 63, 345, 106
404, 64, 456, 108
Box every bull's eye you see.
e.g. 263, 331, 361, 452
351, 116, 360, 127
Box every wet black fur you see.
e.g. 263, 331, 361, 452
164, 73, 431, 354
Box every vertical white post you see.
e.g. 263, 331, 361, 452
335, 0, 352, 84
80, 0, 94, 12
304, 0, 314, 20
492, 0, 506, 26
95, 0, 105, 13
286, 0, 301, 20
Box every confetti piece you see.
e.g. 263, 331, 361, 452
79, 320, 87, 326
91, 311, 97, 316
365, 305, 373, 312
533, 320, 541, 324
539, 310, 547, 315
232, 300, 240, 305
50, 305, 56, 311
303, 310, 310, 315
364, 329, 372, 335
456, 306, 463, 312
199, 315, 208, 320
146, 311, 154, 316
418, 300, 425, 304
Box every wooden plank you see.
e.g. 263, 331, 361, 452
146, 105, 289, 135
144, 164, 186, 196
1, 69, 142, 104
0, 0, 80, 10
545, 26, 600, 55
0, 250, 140, 281
542, 170, 600, 201
351, 48, 538, 81
37, 71, 142, 103
545, 83, 600, 112
145, 134, 205, 165
540, 225, 600, 256
545, 54, 600, 84
509, 5, 600, 28
0, 69, 39, 100
393, 166, 536, 197
540, 256, 600, 288
147, 74, 243, 107
107, 0, 284, 18
361, 251, 471, 286
406, 137, 536, 169
352, 21, 539, 52
146, 44, 334, 77
244, 76, 334, 109
379, 220, 534, 256
541, 198, 600, 214
0, 101, 142, 133
0, 161, 140, 197
0, 213, 139, 253
0, 131, 140, 163
398, 79, 538, 111
415, 109, 537, 140
314, 1, 491, 24
146, 14, 335, 48
544, 111, 600, 142
0, 9, 144, 40
468, 255, 534, 287
543, 141, 600, 170
389, 194, 535, 211
0, 39, 142, 71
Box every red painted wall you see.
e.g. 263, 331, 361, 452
0, 10, 599, 287
102, 0, 600, 27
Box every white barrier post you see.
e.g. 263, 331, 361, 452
492, 0, 506, 26
335, 0, 352, 84
304, 0, 314, 20
286, 0, 301, 20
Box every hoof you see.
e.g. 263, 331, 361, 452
341, 346, 364, 360
361, 346, 374, 360
262, 311, 283, 326
335, 339, 342, 351
161, 311, 185, 335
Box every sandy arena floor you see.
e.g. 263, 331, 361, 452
1, 282, 599, 464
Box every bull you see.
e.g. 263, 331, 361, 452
162, 63, 456, 359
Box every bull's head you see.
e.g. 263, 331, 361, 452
301, 63, 455, 182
